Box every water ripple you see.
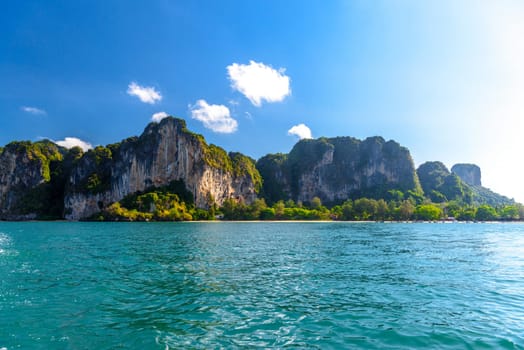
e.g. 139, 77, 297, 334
0, 222, 523, 349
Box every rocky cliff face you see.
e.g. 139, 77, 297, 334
1, 117, 515, 220
64, 117, 259, 220
417, 161, 469, 203
451, 163, 481, 186
417, 161, 513, 206
0, 141, 64, 219
257, 136, 421, 204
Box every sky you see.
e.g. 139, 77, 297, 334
2, 0, 524, 202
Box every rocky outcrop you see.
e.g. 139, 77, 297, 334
417, 161, 469, 203
417, 161, 513, 206
450, 163, 513, 206
257, 136, 421, 204
0, 116, 516, 220
0, 141, 65, 219
451, 163, 481, 186
64, 117, 260, 220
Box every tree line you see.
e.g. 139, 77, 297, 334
92, 184, 524, 222
220, 197, 524, 221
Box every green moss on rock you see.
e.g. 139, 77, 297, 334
76, 146, 113, 194
230, 152, 262, 192
5, 140, 64, 182
203, 144, 233, 172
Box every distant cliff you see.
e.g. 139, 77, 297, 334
417, 161, 469, 203
257, 136, 422, 204
417, 161, 513, 206
64, 117, 260, 219
451, 163, 481, 186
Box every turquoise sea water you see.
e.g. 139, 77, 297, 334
0, 222, 523, 349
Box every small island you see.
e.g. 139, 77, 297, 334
0, 116, 521, 222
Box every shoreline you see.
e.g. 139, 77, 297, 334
0, 219, 518, 224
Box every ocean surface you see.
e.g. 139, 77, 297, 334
0, 222, 523, 349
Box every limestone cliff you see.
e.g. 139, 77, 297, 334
0, 141, 65, 219
1, 116, 516, 220
417, 161, 469, 203
417, 161, 513, 206
451, 163, 481, 186
257, 136, 421, 204
64, 117, 260, 220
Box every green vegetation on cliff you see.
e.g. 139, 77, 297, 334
1, 117, 521, 221
87, 178, 524, 222
288, 137, 334, 174
466, 185, 514, 207
201, 143, 262, 192
92, 180, 211, 221
417, 161, 512, 207
230, 152, 262, 192
417, 161, 471, 203
75, 145, 113, 194
203, 144, 232, 171
4, 140, 64, 181
149, 117, 262, 189
256, 153, 289, 204
8, 142, 82, 219
257, 135, 422, 205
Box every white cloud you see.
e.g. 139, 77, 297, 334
190, 99, 238, 133
54, 137, 93, 152
127, 81, 162, 104
288, 123, 312, 139
21, 106, 46, 115
151, 111, 169, 122
227, 60, 291, 106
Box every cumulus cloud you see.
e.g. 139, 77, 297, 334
127, 81, 162, 104
288, 123, 312, 139
21, 106, 46, 115
227, 60, 291, 106
151, 111, 169, 122
190, 99, 238, 133
54, 137, 93, 151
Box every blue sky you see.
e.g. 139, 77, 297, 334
2, 0, 524, 202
